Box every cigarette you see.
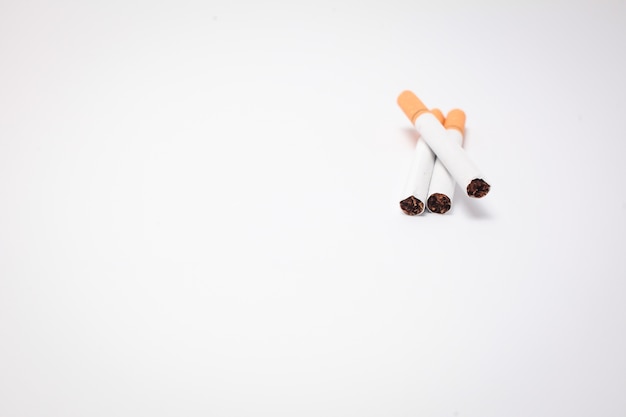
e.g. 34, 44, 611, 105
427, 109, 466, 214
399, 108, 444, 215
397, 91, 490, 198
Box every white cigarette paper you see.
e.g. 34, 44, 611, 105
399, 109, 444, 215
427, 109, 465, 214
397, 91, 490, 198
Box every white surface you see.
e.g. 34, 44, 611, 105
1, 0, 626, 416
414, 111, 485, 195
428, 127, 464, 210
401, 134, 435, 212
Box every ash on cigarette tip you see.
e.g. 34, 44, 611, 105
400, 196, 424, 215
427, 193, 451, 214
467, 179, 490, 198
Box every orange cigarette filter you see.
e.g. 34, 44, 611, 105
430, 108, 444, 124
397, 90, 429, 124
444, 109, 466, 135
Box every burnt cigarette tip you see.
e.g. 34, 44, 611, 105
427, 193, 452, 214
400, 196, 424, 215
467, 178, 491, 198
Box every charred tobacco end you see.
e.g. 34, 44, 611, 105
467, 179, 490, 198
427, 193, 451, 214
400, 196, 424, 215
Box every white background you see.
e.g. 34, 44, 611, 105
1, 0, 625, 415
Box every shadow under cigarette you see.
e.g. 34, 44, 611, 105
402, 127, 421, 147
453, 184, 494, 220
